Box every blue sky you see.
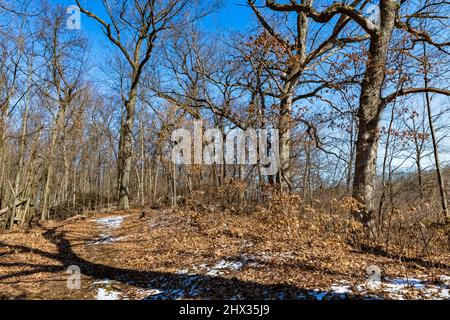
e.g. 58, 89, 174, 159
56, 0, 253, 33
53, 0, 255, 85
51, 0, 450, 169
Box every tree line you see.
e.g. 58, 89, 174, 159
0, 0, 449, 246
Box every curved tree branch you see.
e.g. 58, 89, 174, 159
383, 87, 450, 105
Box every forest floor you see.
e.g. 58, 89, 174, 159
0, 208, 449, 300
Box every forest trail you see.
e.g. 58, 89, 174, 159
0, 209, 449, 300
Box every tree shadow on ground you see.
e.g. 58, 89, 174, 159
0, 228, 363, 300
356, 243, 450, 271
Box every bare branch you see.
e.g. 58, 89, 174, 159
265, 0, 378, 35
383, 87, 450, 105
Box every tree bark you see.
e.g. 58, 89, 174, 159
117, 93, 136, 210
41, 106, 65, 220
352, 0, 398, 237
422, 43, 449, 242
276, 7, 309, 193
277, 96, 293, 192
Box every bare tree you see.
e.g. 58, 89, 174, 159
37, 7, 87, 220
76, 0, 208, 210
248, 0, 373, 192
422, 42, 449, 239
262, 0, 450, 236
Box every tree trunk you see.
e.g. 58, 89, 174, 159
0, 97, 9, 212
11, 62, 31, 228
139, 117, 145, 207
411, 115, 424, 199
41, 106, 65, 220
276, 7, 309, 193
117, 99, 136, 210
277, 96, 293, 192
422, 43, 449, 242
352, 0, 398, 237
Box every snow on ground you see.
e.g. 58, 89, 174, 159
92, 279, 121, 300
86, 219, 450, 300
89, 234, 125, 245
88, 252, 450, 300
88, 216, 127, 245
141, 259, 252, 300
175, 252, 294, 277
97, 288, 121, 300
204, 260, 244, 276
144, 274, 204, 300
379, 276, 450, 299
141, 254, 450, 300
94, 216, 126, 229
324, 276, 450, 300
176, 259, 246, 277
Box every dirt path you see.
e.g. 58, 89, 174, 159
0, 209, 449, 300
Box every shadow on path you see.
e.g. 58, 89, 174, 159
0, 228, 363, 300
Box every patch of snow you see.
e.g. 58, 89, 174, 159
240, 240, 254, 248
387, 277, 426, 289
87, 234, 125, 245
377, 277, 450, 299
309, 289, 328, 300
176, 269, 191, 275
143, 254, 299, 299
303, 275, 450, 300
88, 216, 127, 246
173, 252, 295, 279
97, 288, 120, 300
142, 274, 204, 300
440, 275, 450, 285
141, 271, 450, 300
205, 260, 243, 276
140, 289, 163, 297
278, 252, 295, 259
330, 284, 351, 295
324, 276, 450, 300
277, 292, 286, 300
93, 279, 121, 300
176, 259, 246, 278
144, 286, 190, 300
92, 279, 112, 285
94, 216, 125, 229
